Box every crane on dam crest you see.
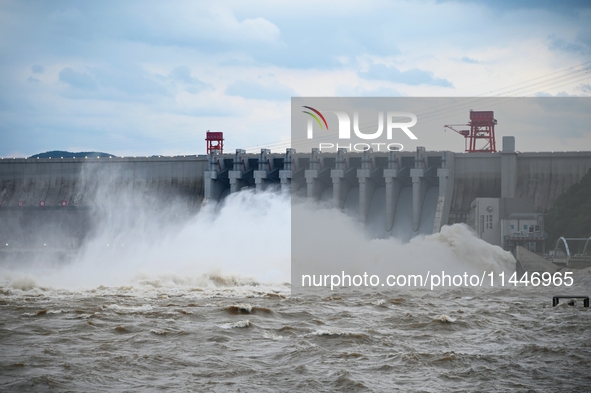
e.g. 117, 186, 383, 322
445, 110, 497, 153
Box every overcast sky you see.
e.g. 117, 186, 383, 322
1, 0, 590, 157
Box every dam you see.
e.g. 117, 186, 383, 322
1, 137, 591, 252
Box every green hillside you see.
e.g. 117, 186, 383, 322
545, 169, 591, 252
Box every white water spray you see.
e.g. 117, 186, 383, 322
0, 165, 515, 290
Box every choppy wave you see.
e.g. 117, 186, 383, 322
220, 319, 251, 329
432, 314, 456, 323
2, 281, 591, 391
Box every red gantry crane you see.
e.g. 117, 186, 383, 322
445, 110, 497, 152
205, 131, 224, 154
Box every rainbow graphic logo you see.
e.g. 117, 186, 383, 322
302, 106, 328, 138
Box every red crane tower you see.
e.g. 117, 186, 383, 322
205, 131, 224, 154
444, 110, 497, 152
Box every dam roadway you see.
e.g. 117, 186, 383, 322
1, 139, 591, 248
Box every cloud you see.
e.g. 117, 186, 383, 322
556, 91, 579, 97
168, 66, 212, 94
436, 0, 591, 13
460, 56, 479, 64
535, 91, 581, 97
172, 105, 239, 118
0, 0, 589, 156
335, 84, 403, 97
59, 67, 98, 90
225, 80, 297, 101
56, 65, 176, 101
217, 57, 259, 67
112, 4, 282, 50
360, 64, 454, 88
548, 34, 591, 54
92, 66, 168, 96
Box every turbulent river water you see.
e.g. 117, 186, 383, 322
1, 191, 590, 392
1, 282, 591, 392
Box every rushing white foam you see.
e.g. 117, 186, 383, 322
7, 276, 39, 291
292, 200, 515, 281
1, 178, 516, 291
0, 189, 291, 290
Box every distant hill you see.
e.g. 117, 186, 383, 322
29, 150, 116, 159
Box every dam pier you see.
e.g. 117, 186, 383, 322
1, 136, 591, 260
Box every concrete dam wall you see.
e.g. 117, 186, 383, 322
1, 146, 591, 250
0, 156, 207, 251
0, 156, 207, 208
448, 150, 591, 223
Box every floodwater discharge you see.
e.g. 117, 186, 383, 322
1, 186, 591, 392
